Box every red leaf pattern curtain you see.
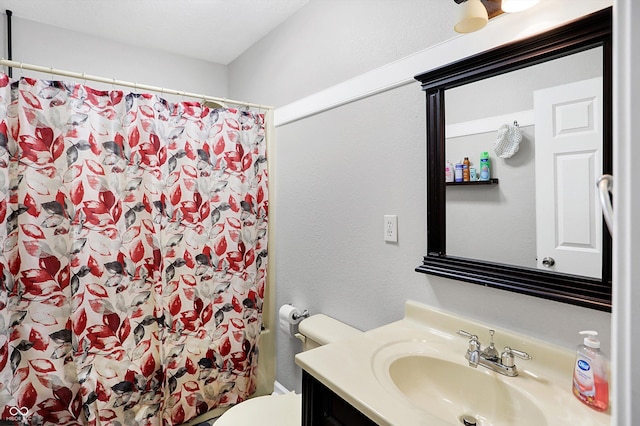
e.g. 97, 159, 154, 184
0, 74, 267, 425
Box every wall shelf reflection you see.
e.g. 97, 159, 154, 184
446, 178, 499, 186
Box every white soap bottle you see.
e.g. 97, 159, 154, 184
572, 330, 609, 412
445, 161, 454, 182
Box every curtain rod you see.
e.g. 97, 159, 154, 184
5, 11, 12, 78
0, 59, 273, 111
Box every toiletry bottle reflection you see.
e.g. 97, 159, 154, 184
462, 157, 470, 182
455, 162, 463, 182
479, 152, 491, 181
445, 161, 454, 183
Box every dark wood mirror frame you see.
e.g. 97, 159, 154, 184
414, 8, 612, 312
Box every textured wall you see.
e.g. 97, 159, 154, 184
229, 0, 612, 393
0, 16, 228, 101
228, 0, 457, 106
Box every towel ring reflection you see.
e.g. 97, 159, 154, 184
597, 174, 614, 237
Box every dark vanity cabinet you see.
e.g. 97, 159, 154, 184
302, 371, 378, 426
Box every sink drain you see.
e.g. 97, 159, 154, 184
460, 414, 477, 426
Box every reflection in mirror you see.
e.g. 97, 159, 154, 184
414, 7, 612, 311
445, 48, 603, 279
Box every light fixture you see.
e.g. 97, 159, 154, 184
454, 0, 489, 34
501, 0, 540, 13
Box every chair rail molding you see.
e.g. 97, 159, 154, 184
273, 1, 611, 128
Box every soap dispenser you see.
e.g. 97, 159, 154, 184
572, 330, 609, 412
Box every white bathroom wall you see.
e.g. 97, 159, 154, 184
228, 0, 458, 107
0, 16, 228, 101
229, 0, 613, 393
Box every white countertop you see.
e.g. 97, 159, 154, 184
295, 300, 611, 426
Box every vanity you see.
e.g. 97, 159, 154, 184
296, 300, 611, 425
301, 372, 377, 426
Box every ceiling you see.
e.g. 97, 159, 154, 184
2, 0, 310, 65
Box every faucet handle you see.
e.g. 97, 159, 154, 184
501, 346, 532, 367
457, 330, 481, 347
457, 329, 478, 341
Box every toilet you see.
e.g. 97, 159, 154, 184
214, 314, 362, 426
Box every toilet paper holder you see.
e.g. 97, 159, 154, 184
292, 308, 309, 322
279, 304, 310, 337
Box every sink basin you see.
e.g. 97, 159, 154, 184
387, 355, 546, 425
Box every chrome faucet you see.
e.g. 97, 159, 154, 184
457, 329, 531, 377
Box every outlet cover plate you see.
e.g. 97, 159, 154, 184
384, 215, 398, 242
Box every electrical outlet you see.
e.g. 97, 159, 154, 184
384, 215, 398, 242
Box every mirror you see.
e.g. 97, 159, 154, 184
414, 8, 612, 311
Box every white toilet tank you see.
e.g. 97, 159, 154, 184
297, 314, 362, 351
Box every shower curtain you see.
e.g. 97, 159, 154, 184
0, 73, 268, 425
